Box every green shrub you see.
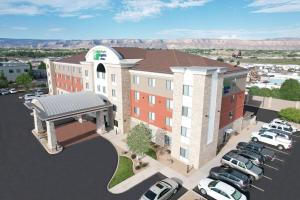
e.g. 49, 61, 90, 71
145, 148, 157, 160
279, 108, 300, 124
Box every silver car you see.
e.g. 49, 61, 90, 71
140, 178, 179, 200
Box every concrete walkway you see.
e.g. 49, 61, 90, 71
103, 122, 264, 195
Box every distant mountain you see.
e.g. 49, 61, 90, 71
1, 38, 300, 50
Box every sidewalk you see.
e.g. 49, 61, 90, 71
103, 122, 263, 193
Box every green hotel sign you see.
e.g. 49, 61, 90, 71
93, 50, 107, 61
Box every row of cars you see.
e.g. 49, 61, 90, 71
197, 118, 297, 200
0, 88, 18, 95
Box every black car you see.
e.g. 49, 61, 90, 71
237, 142, 275, 161
209, 166, 251, 191
231, 149, 265, 167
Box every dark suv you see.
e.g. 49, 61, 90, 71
231, 149, 264, 167
209, 166, 251, 191
236, 142, 275, 161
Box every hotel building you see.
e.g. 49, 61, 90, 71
45, 45, 247, 169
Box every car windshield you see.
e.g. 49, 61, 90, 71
245, 161, 253, 169
144, 190, 157, 200
232, 189, 242, 200
208, 180, 219, 188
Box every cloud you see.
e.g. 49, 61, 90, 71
49, 28, 65, 32
78, 14, 94, 19
157, 27, 300, 39
248, 0, 300, 13
114, 0, 210, 22
0, 0, 109, 16
11, 26, 28, 30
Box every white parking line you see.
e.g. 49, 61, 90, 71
265, 146, 289, 155
251, 184, 265, 192
263, 175, 272, 180
273, 157, 284, 162
263, 164, 279, 170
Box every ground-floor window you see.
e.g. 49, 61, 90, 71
164, 135, 171, 146
180, 147, 189, 159
114, 120, 118, 127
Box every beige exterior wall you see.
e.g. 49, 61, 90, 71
130, 71, 173, 99
45, 59, 56, 95
81, 63, 94, 92
53, 62, 83, 78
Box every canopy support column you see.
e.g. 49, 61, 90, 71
46, 121, 58, 151
96, 111, 105, 134
33, 109, 44, 133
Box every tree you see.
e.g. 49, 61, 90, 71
27, 62, 34, 78
0, 72, 8, 88
15, 73, 32, 91
279, 108, 300, 123
127, 123, 152, 157
38, 61, 46, 69
279, 79, 300, 101
217, 57, 224, 62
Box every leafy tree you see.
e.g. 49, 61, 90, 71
15, 73, 32, 91
279, 108, 300, 123
27, 62, 34, 78
127, 123, 152, 157
0, 72, 8, 88
38, 61, 46, 69
279, 79, 300, 101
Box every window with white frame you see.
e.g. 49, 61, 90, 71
148, 95, 156, 104
85, 82, 89, 89
182, 106, 191, 118
111, 74, 116, 83
166, 99, 173, 110
148, 78, 156, 87
183, 85, 192, 96
112, 89, 116, 97
97, 85, 101, 92
97, 72, 100, 79
133, 107, 140, 116
134, 91, 140, 100
180, 147, 189, 159
85, 70, 88, 77
78, 68, 82, 74
181, 126, 190, 137
148, 112, 155, 121
102, 86, 106, 93
133, 75, 139, 84
166, 80, 173, 90
102, 72, 105, 79
165, 117, 172, 127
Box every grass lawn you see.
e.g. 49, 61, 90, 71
108, 156, 134, 188
145, 148, 157, 160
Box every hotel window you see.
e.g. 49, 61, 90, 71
85, 82, 89, 89
133, 107, 140, 116
183, 85, 192, 96
85, 70, 88, 77
133, 75, 139, 84
166, 80, 173, 90
67, 66, 70, 71
113, 104, 117, 112
102, 86, 106, 93
102, 72, 105, 79
73, 67, 75, 73
182, 106, 191, 118
148, 112, 155, 121
97, 85, 101, 92
229, 111, 234, 119
166, 99, 173, 110
181, 126, 190, 137
111, 74, 116, 83
134, 91, 140, 100
231, 94, 235, 102
165, 117, 172, 127
148, 95, 156, 104
97, 72, 100, 79
180, 147, 188, 159
148, 78, 156, 88
78, 68, 82, 74
112, 89, 116, 97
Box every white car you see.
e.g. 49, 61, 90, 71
251, 131, 292, 150
24, 93, 36, 102
9, 88, 18, 94
271, 118, 297, 132
198, 178, 247, 200
262, 123, 295, 134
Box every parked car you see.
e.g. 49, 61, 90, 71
262, 123, 295, 134
209, 166, 251, 192
0, 89, 10, 95
271, 118, 297, 132
9, 88, 18, 94
197, 178, 247, 200
236, 142, 275, 161
231, 149, 264, 167
140, 178, 179, 200
24, 93, 36, 102
221, 151, 263, 181
260, 128, 292, 140
251, 131, 292, 150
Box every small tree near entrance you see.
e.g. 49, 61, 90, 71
127, 123, 152, 157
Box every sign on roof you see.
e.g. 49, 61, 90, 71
93, 50, 107, 61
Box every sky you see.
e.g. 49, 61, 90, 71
0, 0, 300, 40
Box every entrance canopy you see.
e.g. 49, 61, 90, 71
32, 91, 111, 121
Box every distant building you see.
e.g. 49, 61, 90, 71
0, 61, 30, 81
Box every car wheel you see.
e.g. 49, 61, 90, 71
223, 163, 230, 168
252, 137, 258, 142
200, 188, 207, 195
278, 145, 284, 150
173, 188, 178, 194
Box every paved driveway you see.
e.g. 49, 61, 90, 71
0, 94, 186, 200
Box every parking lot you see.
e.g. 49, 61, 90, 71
193, 116, 300, 200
